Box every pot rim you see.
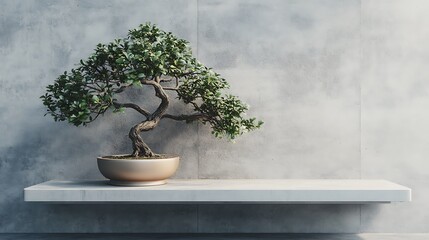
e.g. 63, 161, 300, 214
97, 154, 179, 162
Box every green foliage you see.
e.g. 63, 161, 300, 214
177, 64, 263, 139
41, 23, 262, 139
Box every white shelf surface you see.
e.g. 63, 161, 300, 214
24, 179, 411, 204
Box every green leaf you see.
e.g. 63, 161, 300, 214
92, 95, 100, 103
115, 58, 125, 64
133, 81, 143, 88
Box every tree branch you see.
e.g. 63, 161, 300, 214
178, 72, 197, 78
113, 83, 133, 93
155, 75, 161, 83
141, 79, 157, 85
141, 77, 170, 120
85, 104, 111, 124
113, 86, 127, 93
162, 87, 178, 91
112, 101, 150, 117
86, 85, 102, 92
160, 78, 174, 83
175, 76, 179, 87
160, 77, 179, 91
162, 113, 209, 122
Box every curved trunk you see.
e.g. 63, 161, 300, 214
129, 120, 159, 157
128, 79, 170, 157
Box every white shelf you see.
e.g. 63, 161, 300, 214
24, 179, 411, 204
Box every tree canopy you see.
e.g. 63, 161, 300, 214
41, 23, 262, 154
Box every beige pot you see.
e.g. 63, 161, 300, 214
97, 155, 179, 186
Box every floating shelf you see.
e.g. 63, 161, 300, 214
24, 179, 411, 204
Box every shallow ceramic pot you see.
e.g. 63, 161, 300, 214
97, 154, 179, 186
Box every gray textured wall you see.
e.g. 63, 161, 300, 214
0, 0, 428, 233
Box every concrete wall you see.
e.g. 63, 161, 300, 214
0, 0, 428, 233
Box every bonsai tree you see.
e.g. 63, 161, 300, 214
41, 23, 262, 158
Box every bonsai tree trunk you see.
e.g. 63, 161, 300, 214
129, 120, 158, 157
129, 79, 169, 157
